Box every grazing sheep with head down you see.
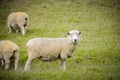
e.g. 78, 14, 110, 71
7, 12, 29, 35
24, 30, 81, 71
0, 40, 20, 70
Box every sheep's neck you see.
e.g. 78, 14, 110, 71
66, 39, 77, 53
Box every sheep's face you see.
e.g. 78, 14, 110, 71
67, 30, 81, 44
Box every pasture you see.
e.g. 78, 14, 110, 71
0, 0, 120, 80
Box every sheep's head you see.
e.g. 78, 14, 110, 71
67, 30, 81, 44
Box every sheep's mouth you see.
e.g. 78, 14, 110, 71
73, 41, 78, 44
68, 55, 71, 58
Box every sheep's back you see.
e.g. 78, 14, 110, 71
8, 12, 17, 24
26, 38, 68, 60
0, 40, 19, 55
8, 12, 29, 25
26, 38, 66, 54
16, 12, 28, 23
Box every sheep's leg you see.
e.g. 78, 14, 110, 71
19, 24, 26, 35
14, 58, 18, 70
1, 59, 4, 66
60, 59, 66, 70
4, 58, 10, 70
60, 53, 67, 70
16, 28, 19, 33
24, 58, 33, 71
8, 24, 12, 34
21, 27, 26, 35
14, 52, 19, 70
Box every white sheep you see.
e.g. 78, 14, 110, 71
24, 30, 81, 71
7, 12, 29, 35
0, 40, 20, 70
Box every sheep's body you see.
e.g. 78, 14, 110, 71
0, 40, 20, 70
24, 30, 81, 71
26, 38, 76, 61
7, 12, 29, 35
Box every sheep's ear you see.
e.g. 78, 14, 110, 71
67, 32, 70, 35
79, 32, 81, 35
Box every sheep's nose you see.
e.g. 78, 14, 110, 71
74, 39, 77, 42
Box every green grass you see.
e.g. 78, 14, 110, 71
0, 0, 120, 80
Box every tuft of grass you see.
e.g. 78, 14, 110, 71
0, 0, 120, 80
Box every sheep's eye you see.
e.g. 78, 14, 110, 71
67, 32, 70, 35
79, 32, 81, 35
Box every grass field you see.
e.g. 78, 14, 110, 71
0, 0, 120, 80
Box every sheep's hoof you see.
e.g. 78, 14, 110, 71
60, 67, 66, 71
